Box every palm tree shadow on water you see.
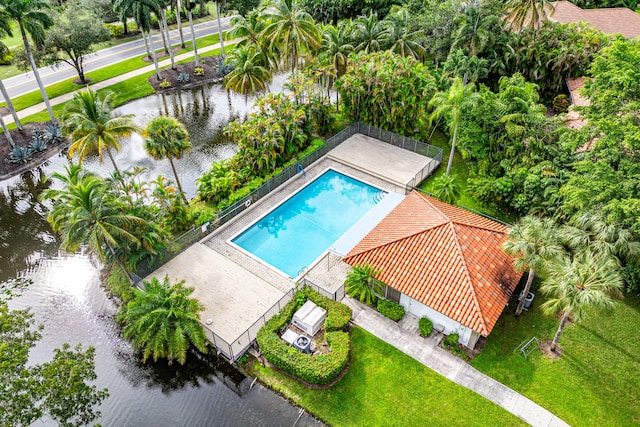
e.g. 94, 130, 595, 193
116, 346, 249, 396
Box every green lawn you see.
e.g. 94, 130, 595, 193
472, 289, 640, 427
244, 327, 526, 427
419, 131, 517, 223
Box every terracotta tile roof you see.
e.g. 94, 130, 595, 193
550, 1, 640, 38
344, 191, 521, 336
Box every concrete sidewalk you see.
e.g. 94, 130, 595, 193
343, 297, 570, 427
2, 39, 234, 125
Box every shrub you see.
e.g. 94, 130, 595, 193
418, 317, 433, 337
256, 287, 352, 384
377, 299, 405, 321
194, 66, 205, 76
9, 145, 33, 164
444, 333, 459, 350
43, 122, 63, 145
0, 47, 14, 65
105, 266, 134, 303
29, 136, 47, 153
553, 94, 570, 114
159, 79, 172, 89
104, 22, 138, 38
178, 72, 190, 83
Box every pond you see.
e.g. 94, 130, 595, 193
1, 76, 323, 426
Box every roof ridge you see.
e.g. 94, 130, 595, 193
448, 222, 489, 335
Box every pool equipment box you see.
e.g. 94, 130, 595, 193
292, 300, 327, 336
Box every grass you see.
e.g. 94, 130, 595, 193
244, 327, 526, 427
472, 289, 640, 427
419, 131, 517, 223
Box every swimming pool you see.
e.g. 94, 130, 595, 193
231, 169, 386, 277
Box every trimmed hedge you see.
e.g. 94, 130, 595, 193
256, 286, 352, 384
418, 317, 433, 337
377, 299, 405, 321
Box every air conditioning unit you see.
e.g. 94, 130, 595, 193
292, 300, 327, 336
293, 335, 312, 354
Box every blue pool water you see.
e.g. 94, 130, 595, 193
232, 170, 386, 277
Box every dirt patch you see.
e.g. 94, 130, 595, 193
0, 123, 69, 181
539, 340, 563, 359
147, 56, 226, 94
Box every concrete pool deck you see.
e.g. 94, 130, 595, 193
143, 132, 440, 358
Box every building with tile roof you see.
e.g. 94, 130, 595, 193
549, 1, 640, 38
343, 191, 522, 348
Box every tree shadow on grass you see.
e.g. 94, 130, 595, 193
579, 325, 640, 364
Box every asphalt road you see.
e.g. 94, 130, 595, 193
0, 16, 231, 102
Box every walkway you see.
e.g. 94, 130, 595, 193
1, 38, 235, 125
343, 297, 570, 427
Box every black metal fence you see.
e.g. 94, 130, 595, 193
298, 278, 346, 301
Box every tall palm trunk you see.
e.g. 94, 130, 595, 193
157, 12, 169, 53
142, 28, 152, 59
146, 30, 161, 80
168, 157, 188, 204
1, 115, 14, 146
515, 267, 536, 316
20, 25, 54, 122
161, 10, 176, 69
215, 1, 225, 57
0, 80, 22, 130
551, 312, 570, 352
446, 125, 457, 176
188, 11, 199, 66
176, 0, 185, 48
106, 147, 123, 178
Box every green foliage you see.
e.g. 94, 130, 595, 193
193, 66, 205, 76
300, 0, 402, 24
418, 317, 433, 337
222, 0, 260, 16
159, 78, 172, 89
0, 303, 108, 426
552, 94, 570, 114
256, 287, 351, 384
337, 51, 436, 136
9, 144, 34, 164
377, 299, 405, 321
117, 275, 208, 365
431, 174, 460, 204
344, 262, 384, 306
105, 265, 135, 302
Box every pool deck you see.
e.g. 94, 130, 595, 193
143, 132, 440, 358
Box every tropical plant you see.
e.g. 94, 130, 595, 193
261, 0, 321, 71
114, 0, 162, 78
320, 21, 354, 78
352, 12, 389, 54
41, 170, 144, 278
28, 135, 46, 152
8, 144, 33, 163
385, 7, 425, 60
224, 44, 272, 102
178, 72, 190, 83
505, 0, 554, 32
502, 216, 564, 316
344, 262, 384, 306
0, 13, 22, 129
61, 88, 140, 179
42, 121, 63, 144
540, 250, 624, 352
429, 77, 479, 176
117, 275, 208, 365
229, 9, 266, 51
0, 0, 55, 121
431, 174, 460, 204
143, 116, 192, 204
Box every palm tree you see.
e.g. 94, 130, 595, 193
320, 22, 353, 78
385, 8, 425, 60
0, 17, 22, 130
428, 77, 479, 176
224, 45, 272, 102
117, 275, 208, 365
503, 215, 564, 316
352, 13, 390, 54
186, 1, 199, 66
261, 0, 321, 71
143, 116, 192, 204
505, 0, 554, 32
451, 4, 501, 57
230, 10, 265, 50
214, 0, 225, 57
431, 174, 460, 204
41, 170, 143, 278
0, 0, 55, 122
345, 262, 384, 306
540, 250, 623, 353
61, 88, 140, 179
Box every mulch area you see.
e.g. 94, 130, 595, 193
147, 55, 227, 93
0, 122, 68, 181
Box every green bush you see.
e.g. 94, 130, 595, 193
105, 266, 134, 303
418, 317, 433, 337
445, 333, 459, 349
256, 287, 352, 384
104, 22, 138, 38
159, 79, 172, 89
377, 299, 405, 321
553, 94, 570, 114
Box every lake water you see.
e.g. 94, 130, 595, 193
1, 76, 323, 426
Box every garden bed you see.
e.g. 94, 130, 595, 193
147, 56, 227, 93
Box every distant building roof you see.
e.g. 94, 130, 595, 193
343, 191, 521, 337
550, 1, 640, 38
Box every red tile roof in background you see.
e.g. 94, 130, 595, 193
550, 1, 640, 38
343, 191, 522, 336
